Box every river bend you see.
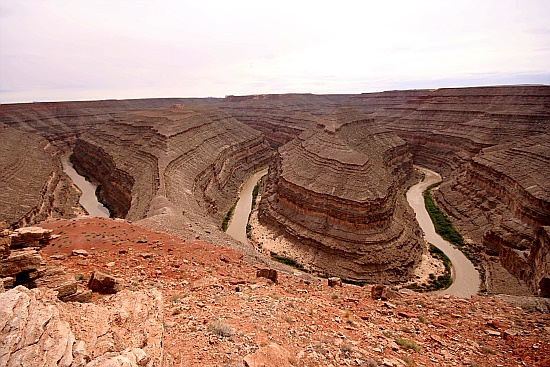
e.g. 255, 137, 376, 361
62, 158, 110, 218
406, 166, 479, 298
226, 169, 268, 245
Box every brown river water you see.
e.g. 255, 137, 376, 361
62, 158, 110, 218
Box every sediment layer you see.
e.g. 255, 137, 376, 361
0, 125, 81, 228
434, 135, 550, 295
223, 86, 549, 294
259, 110, 422, 283
70, 107, 273, 226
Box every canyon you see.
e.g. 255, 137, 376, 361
0, 85, 549, 295
258, 108, 422, 283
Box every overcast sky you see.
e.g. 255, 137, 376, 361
1, 0, 549, 103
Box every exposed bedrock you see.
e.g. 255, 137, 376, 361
435, 135, 550, 295
0, 125, 82, 228
0, 98, 212, 138
259, 110, 422, 283
219, 105, 321, 148
372, 86, 550, 176
69, 107, 273, 227
530, 227, 550, 297
70, 140, 135, 218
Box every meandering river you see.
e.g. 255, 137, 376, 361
226, 169, 268, 245
62, 158, 110, 218
406, 166, 480, 298
224, 165, 479, 297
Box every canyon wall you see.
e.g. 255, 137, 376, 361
368, 86, 549, 295
222, 86, 549, 294
1, 86, 548, 294
371, 86, 550, 175
433, 135, 550, 295
259, 109, 422, 283
0, 103, 273, 253
0, 125, 82, 228
69, 107, 272, 227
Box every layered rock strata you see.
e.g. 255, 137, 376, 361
0, 226, 91, 302
434, 135, 550, 295
223, 86, 549, 294
0, 99, 208, 227
70, 107, 272, 228
372, 86, 550, 176
0, 125, 82, 228
259, 110, 422, 283
0, 286, 163, 367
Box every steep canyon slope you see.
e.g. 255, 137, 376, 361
1, 85, 549, 295
259, 109, 423, 283
0, 102, 273, 257
219, 86, 550, 295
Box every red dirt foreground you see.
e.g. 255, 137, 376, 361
38, 217, 550, 367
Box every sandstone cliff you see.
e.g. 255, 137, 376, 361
68, 107, 273, 242
434, 135, 550, 295
0, 125, 82, 228
259, 109, 422, 283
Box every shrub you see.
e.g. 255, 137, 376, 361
423, 182, 464, 247
221, 202, 237, 231
207, 320, 234, 337
75, 274, 87, 281
340, 344, 353, 358
395, 338, 420, 352
270, 252, 308, 272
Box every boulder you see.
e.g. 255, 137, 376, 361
328, 277, 342, 287
371, 284, 389, 300
256, 268, 278, 284
0, 248, 42, 278
72, 249, 89, 257
9, 226, 52, 248
88, 271, 122, 293
34, 267, 78, 299
59, 287, 92, 303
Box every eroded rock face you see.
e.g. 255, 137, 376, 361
222, 86, 549, 294
260, 110, 422, 283
434, 136, 550, 295
0, 286, 163, 367
371, 86, 550, 176
68, 107, 273, 227
0, 125, 82, 228
530, 227, 550, 297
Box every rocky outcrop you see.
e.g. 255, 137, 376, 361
260, 109, 422, 283
68, 107, 273, 236
0, 226, 91, 302
434, 135, 550, 295
0, 286, 163, 367
530, 227, 550, 297
0, 125, 82, 228
88, 270, 122, 294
